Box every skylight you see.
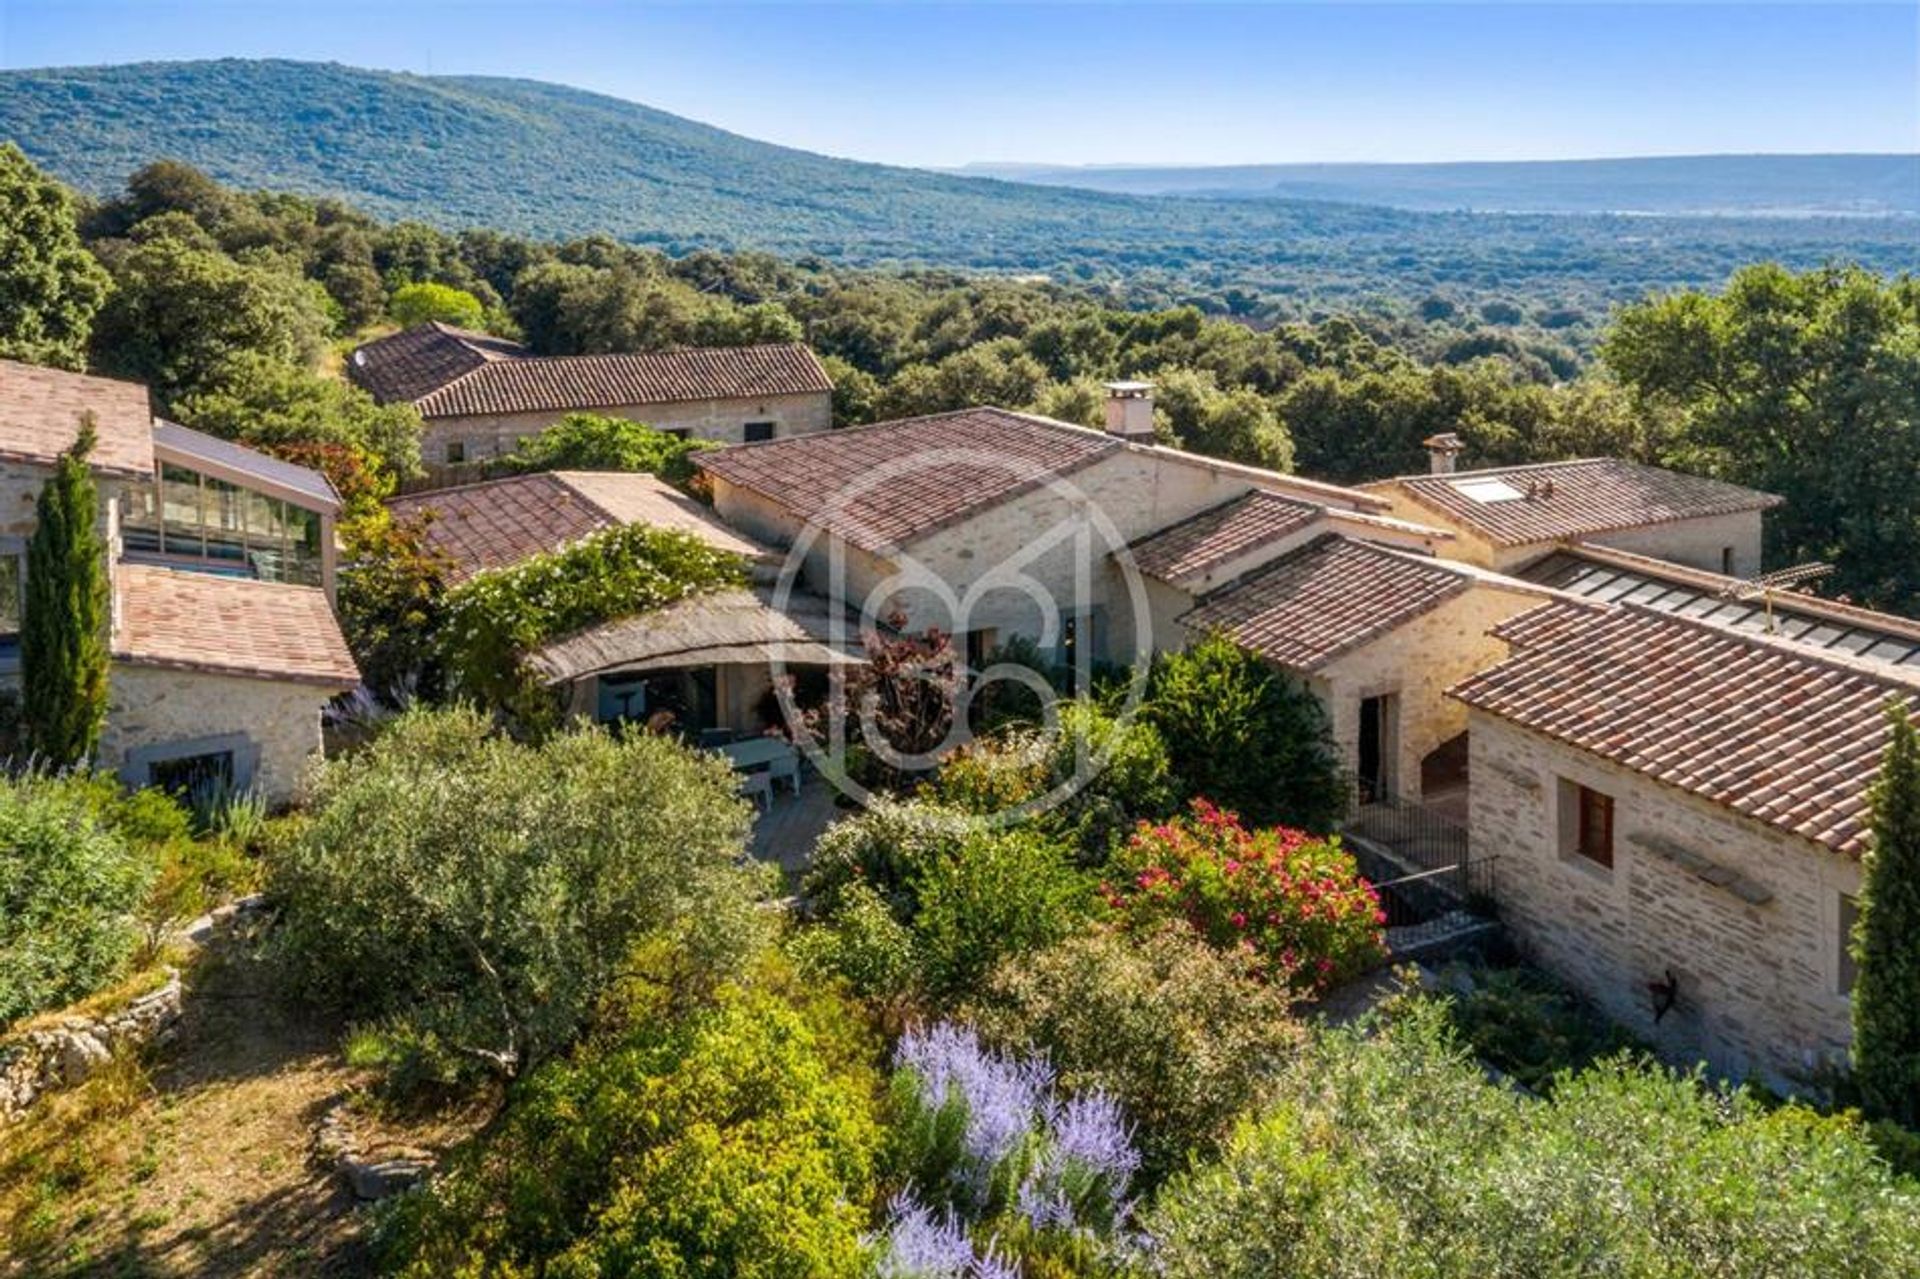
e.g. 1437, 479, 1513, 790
1451, 477, 1527, 504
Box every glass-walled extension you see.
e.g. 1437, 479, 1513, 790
120, 462, 326, 587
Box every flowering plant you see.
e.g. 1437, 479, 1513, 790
881, 1022, 1146, 1277
1107, 800, 1385, 993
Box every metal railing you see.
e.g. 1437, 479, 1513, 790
1369, 856, 1499, 929
1337, 777, 1495, 932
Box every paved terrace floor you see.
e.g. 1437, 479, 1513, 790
749, 775, 845, 885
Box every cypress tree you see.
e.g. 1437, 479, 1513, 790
21, 412, 110, 767
1851, 698, 1920, 1125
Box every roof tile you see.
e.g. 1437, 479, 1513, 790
1452, 600, 1916, 857
114, 564, 358, 687
1129, 490, 1322, 583
1179, 535, 1475, 671
697, 407, 1121, 554
1381, 459, 1781, 547
387, 470, 766, 584
346, 323, 527, 405
412, 342, 831, 419
0, 358, 154, 477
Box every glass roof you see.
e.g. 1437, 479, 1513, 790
1517, 551, 1920, 672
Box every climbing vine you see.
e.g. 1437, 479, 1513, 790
438, 524, 745, 728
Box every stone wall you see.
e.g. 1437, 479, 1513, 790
1578, 510, 1767, 578
99, 665, 331, 805
1467, 711, 1858, 1091
1313, 583, 1546, 801
422, 391, 833, 463
0, 972, 182, 1119
1366, 485, 1767, 579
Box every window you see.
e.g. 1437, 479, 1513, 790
1839, 893, 1860, 995
0, 545, 23, 656
445, 440, 467, 465
1721, 546, 1737, 575
1557, 778, 1616, 869
662, 427, 692, 440
1574, 784, 1615, 868
148, 749, 236, 802
120, 465, 324, 586
743, 421, 776, 443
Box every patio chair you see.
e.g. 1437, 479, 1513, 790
738, 769, 773, 811
767, 747, 802, 795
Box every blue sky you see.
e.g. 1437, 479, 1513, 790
0, 2, 1913, 167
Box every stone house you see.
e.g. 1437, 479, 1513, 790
1364, 442, 1782, 577
388, 470, 858, 738
697, 399, 1395, 673
1168, 534, 1554, 811
0, 358, 359, 803
1451, 599, 1919, 1090
348, 324, 833, 464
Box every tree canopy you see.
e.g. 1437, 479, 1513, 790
0, 144, 111, 371
1606, 264, 1920, 613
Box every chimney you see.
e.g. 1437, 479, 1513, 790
1103, 381, 1156, 440
1423, 432, 1465, 475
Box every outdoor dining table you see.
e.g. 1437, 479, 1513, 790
718, 737, 802, 794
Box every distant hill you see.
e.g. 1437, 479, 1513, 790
1, 60, 1912, 310
953, 155, 1920, 217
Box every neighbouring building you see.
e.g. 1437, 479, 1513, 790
1364, 440, 1783, 577
388, 469, 860, 739
0, 358, 358, 803
697, 397, 1397, 671
348, 324, 834, 464
1451, 599, 1920, 1089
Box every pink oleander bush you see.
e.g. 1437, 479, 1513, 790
1107, 799, 1384, 994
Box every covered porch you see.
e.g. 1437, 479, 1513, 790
531, 585, 866, 796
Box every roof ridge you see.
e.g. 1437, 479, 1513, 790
387, 468, 572, 506
470, 340, 815, 371
1395, 456, 1612, 484
708, 404, 1115, 455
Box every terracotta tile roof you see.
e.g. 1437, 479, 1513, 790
1450, 601, 1919, 857
114, 564, 359, 687
0, 358, 154, 477
386, 470, 766, 584
697, 407, 1123, 554
1178, 535, 1477, 671
1375, 458, 1782, 547
411, 342, 832, 419
1130, 490, 1323, 583
346, 323, 527, 405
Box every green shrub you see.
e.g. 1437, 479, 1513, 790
801, 798, 973, 918
911, 828, 1092, 1000
786, 879, 918, 1007
973, 925, 1301, 1185
1147, 998, 1920, 1279
501, 410, 712, 487
437, 523, 744, 726
935, 699, 1176, 864
1850, 700, 1920, 1125
377, 980, 882, 1279
1145, 633, 1345, 832
0, 775, 153, 1026
1437, 962, 1645, 1092
266, 707, 768, 1086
